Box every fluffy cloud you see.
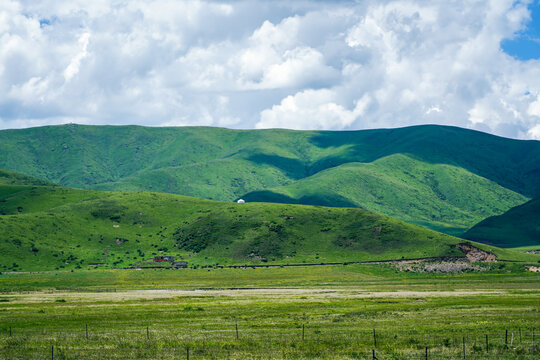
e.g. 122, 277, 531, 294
0, 0, 539, 139
64, 32, 90, 82
529, 124, 540, 139
529, 95, 540, 117
258, 89, 370, 130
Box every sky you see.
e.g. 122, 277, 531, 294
1, 0, 540, 139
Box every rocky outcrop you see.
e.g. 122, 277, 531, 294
457, 243, 497, 262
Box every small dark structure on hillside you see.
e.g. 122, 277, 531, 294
173, 261, 188, 269
154, 256, 175, 263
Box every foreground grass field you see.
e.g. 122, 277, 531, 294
0, 265, 538, 359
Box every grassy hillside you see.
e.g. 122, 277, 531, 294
0, 169, 56, 186
0, 124, 538, 234
0, 125, 308, 195
463, 197, 540, 248
243, 154, 528, 236
3, 181, 536, 272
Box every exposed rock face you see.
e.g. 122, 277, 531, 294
394, 261, 485, 273
457, 243, 497, 262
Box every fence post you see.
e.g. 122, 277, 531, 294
372, 349, 376, 360
373, 329, 377, 348
505, 329, 508, 345
302, 324, 305, 341
51, 345, 54, 360
425, 346, 428, 360
462, 336, 465, 359
186, 346, 189, 360
146, 326, 149, 340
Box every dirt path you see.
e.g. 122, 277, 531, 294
0, 288, 513, 304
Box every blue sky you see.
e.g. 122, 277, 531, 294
502, 1, 540, 60
0, 0, 539, 139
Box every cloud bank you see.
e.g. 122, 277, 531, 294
0, 0, 539, 139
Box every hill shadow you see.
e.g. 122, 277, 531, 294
241, 190, 359, 208
245, 153, 309, 180
309, 125, 540, 197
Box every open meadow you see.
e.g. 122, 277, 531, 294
0, 264, 538, 359
2, 1, 540, 359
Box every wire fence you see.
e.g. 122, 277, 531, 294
0, 325, 537, 359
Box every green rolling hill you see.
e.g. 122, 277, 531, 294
242, 154, 528, 235
0, 171, 538, 271
0, 184, 457, 271
0, 124, 538, 235
0, 169, 56, 186
463, 197, 540, 248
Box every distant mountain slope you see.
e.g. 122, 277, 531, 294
92, 158, 293, 201
242, 154, 528, 235
0, 124, 538, 234
463, 197, 540, 248
307, 125, 540, 197
0, 125, 309, 193
0, 185, 102, 215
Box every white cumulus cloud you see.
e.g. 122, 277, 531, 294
257, 89, 370, 130
64, 32, 90, 82
0, 0, 538, 139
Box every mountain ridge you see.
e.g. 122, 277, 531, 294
0, 124, 538, 235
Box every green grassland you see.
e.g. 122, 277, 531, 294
0, 267, 538, 359
0, 263, 538, 292
1, 125, 539, 359
0, 124, 538, 235
1, 181, 539, 273
464, 197, 540, 248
